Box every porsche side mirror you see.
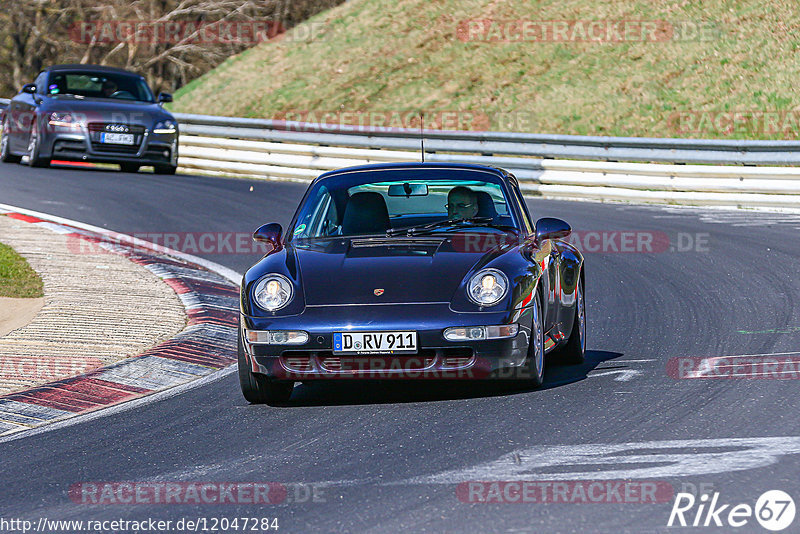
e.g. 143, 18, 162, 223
535, 217, 571, 242
21, 84, 36, 94
157, 93, 173, 103
253, 223, 283, 250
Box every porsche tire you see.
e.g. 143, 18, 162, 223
523, 290, 545, 387
553, 277, 586, 365
238, 330, 294, 404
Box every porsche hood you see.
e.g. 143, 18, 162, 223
292, 237, 504, 306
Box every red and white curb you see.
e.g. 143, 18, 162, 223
0, 205, 242, 437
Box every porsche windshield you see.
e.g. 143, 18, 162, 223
292, 177, 516, 239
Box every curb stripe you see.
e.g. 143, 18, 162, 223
6, 213, 43, 224
0, 421, 27, 432
0, 209, 240, 437
0, 399, 72, 420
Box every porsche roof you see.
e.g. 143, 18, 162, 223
315, 162, 516, 184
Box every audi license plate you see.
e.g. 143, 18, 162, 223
100, 132, 135, 145
333, 331, 417, 355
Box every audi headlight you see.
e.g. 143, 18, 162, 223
467, 268, 508, 307
253, 274, 293, 311
48, 112, 81, 129
153, 120, 176, 134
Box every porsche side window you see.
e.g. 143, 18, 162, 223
312, 193, 340, 236
295, 186, 339, 238
510, 185, 533, 234
307, 190, 330, 235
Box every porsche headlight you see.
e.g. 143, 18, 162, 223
246, 330, 308, 345
467, 269, 508, 307
253, 274, 293, 311
153, 120, 177, 134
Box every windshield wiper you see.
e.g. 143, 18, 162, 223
386, 217, 488, 237
387, 217, 513, 237
414, 222, 520, 237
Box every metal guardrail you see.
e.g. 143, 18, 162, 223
3, 100, 800, 208
2, 101, 798, 165
173, 112, 800, 166
172, 113, 800, 209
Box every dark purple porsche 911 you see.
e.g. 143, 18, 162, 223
238, 162, 585, 404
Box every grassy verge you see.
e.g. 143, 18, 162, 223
0, 240, 43, 298
172, 0, 800, 140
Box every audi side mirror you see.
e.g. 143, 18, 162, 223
21, 84, 36, 94
157, 93, 173, 103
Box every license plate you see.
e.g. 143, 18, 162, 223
333, 331, 417, 355
100, 132, 135, 145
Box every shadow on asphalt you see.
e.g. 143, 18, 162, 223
266, 350, 624, 407
538, 349, 629, 391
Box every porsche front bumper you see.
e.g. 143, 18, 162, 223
240, 303, 535, 380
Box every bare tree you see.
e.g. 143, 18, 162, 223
0, 0, 344, 96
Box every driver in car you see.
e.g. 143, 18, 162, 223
101, 80, 117, 98
447, 186, 479, 220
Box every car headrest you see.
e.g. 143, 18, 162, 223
341, 192, 390, 235
475, 191, 498, 219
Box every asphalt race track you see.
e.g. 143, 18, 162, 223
2, 163, 800, 533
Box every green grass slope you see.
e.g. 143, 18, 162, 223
171, 0, 800, 139
0, 240, 43, 298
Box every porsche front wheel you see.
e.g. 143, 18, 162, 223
554, 277, 586, 365
237, 330, 294, 405
525, 290, 545, 387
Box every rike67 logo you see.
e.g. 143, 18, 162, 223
668, 490, 796, 531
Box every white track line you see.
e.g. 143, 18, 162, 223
0, 202, 241, 285
0, 365, 237, 444
700, 351, 800, 359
